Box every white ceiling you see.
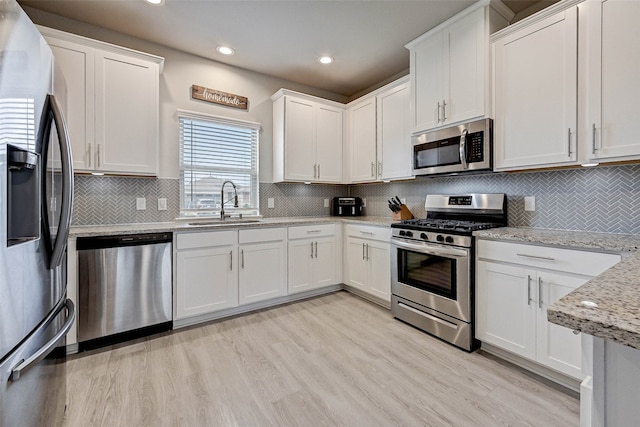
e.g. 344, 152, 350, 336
18, 0, 544, 98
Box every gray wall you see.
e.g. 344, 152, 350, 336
74, 164, 640, 236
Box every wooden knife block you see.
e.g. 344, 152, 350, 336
392, 204, 414, 220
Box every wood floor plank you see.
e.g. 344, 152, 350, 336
63, 291, 579, 427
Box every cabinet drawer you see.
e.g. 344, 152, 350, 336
239, 227, 285, 244
288, 223, 335, 240
176, 230, 236, 250
477, 240, 620, 277
345, 224, 391, 242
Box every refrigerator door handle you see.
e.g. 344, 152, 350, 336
10, 299, 75, 382
46, 94, 74, 269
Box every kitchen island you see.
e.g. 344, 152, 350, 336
475, 227, 640, 427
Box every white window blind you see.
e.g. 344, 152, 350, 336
179, 111, 260, 216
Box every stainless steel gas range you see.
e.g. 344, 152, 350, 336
390, 193, 507, 352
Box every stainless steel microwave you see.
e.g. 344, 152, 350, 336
412, 118, 492, 176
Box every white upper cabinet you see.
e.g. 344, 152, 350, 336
348, 97, 378, 183
406, 1, 510, 134
586, 0, 640, 162
272, 90, 344, 183
41, 26, 163, 176
346, 77, 412, 183
492, 5, 578, 170
377, 80, 412, 181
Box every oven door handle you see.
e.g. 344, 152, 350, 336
391, 239, 469, 258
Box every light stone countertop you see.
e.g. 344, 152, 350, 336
69, 216, 398, 237
474, 227, 640, 350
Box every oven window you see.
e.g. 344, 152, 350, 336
398, 248, 457, 300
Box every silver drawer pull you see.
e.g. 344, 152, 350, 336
516, 253, 555, 261
360, 231, 374, 235
306, 230, 322, 234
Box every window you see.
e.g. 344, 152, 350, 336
179, 110, 260, 217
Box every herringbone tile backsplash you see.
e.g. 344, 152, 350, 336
73, 164, 640, 235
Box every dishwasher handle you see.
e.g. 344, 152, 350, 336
77, 232, 172, 250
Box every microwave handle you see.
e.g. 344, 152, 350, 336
459, 129, 468, 170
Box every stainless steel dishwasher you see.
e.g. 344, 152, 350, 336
76, 232, 172, 350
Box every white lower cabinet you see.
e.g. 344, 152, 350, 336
175, 228, 287, 320
238, 228, 287, 305
175, 230, 238, 319
476, 239, 620, 380
344, 224, 391, 302
287, 224, 338, 294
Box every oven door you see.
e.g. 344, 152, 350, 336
391, 237, 471, 322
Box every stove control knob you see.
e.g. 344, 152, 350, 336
399, 230, 406, 236
405, 231, 414, 238
445, 236, 454, 244
420, 233, 428, 240
436, 235, 444, 242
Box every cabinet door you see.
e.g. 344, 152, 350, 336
493, 7, 578, 170
315, 104, 343, 183
239, 241, 287, 305
367, 240, 391, 302
345, 238, 369, 292
284, 97, 315, 181
47, 39, 95, 172
287, 239, 315, 294
536, 271, 586, 379
95, 50, 158, 174
476, 261, 536, 359
410, 31, 444, 132
446, 7, 485, 125
377, 82, 412, 181
589, 0, 640, 160
349, 98, 378, 182
175, 246, 238, 319
313, 237, 336, 288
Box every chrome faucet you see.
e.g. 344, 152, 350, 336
220, 180, 238, 221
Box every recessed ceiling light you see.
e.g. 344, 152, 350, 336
145, 0, 164, 5
216, 46, 235, 56
318, 56, 334, 65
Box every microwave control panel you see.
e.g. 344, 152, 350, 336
467, 131, 484, 162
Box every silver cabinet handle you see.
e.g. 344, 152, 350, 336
306, 229, 322, 234
527, 275, 532, 306
516, 253, 555, 261
97, 143, 101, 167
377, 161, 382, 177
366, 243, 370, 260
313, 164, 317, 179
360, 231, 374, 236
538, 277, 543, 309
437, 101, 441, 123
371, 162, 375, 177
442, 100, 447, 121
362, 242, 366, 260
314, 241, 318, 259
592, 123, 597, 154
568, 128, 572, 157
230, 250, 233, 270
87, 143, 92, 167
311, 241, 314, 258
241, 249, 244, 269
317, 164, 320, 179
459, 129, 468, 170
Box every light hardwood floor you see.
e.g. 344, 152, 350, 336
63, 291, 579, 426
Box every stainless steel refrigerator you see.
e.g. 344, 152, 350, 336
0, 0, 75, 425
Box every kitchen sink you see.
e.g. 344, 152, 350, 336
186, 217, 262, 226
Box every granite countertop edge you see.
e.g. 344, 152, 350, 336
474, 227, 640, 350
69, 216, 398, 237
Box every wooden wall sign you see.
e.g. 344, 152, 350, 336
191, 85, 248, 110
